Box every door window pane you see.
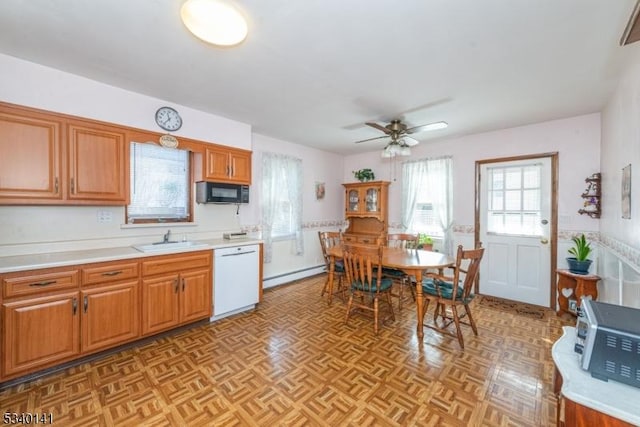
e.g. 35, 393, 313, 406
486, 163, 542, 236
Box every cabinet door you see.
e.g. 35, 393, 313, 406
204, 146, 252, 184
81, 281, 140, 353
180, 268, 212, 323
228, 149, 251, 184
141, 274, 180, 335
0, 109, 63, 202
67, 122, 127, 204
364, 186, 381, 214
2, 292, 80, 377
204, 147, 231, 181
346, 188, 361, 215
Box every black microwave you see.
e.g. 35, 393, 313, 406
196, 181, 249, 204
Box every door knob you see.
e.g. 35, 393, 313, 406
540, 238, 549, 244
541, 219, 549, 225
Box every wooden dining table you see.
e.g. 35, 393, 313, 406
326, 246, 455, 339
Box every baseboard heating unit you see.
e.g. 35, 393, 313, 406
263, 265, 325, 289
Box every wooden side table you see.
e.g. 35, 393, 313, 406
556, 269, 599, 316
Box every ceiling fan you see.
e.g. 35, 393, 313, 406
354, 119, 448, 158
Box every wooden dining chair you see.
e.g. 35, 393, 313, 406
383, 233, 419, 311
318, 231, 346, 301
342, 242, 395, 334
420, 243, 484, 349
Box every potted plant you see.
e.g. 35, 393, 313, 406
417, 233, 433, 251
567, 233, 592, 275
353, 168, 375, 182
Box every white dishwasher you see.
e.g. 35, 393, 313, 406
211, 244, 260, 321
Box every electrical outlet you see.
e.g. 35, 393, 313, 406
97, 210, 113, 223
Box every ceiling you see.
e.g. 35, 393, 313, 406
1, 0, 639, 155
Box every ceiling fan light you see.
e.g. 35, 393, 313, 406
181, 0, 248, 46
381, 147, 394, 158
421, 121, 448, 132
399, 146, 411, 156
400, 136, 420, 147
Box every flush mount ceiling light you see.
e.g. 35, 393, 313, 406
181, 0, 248, 46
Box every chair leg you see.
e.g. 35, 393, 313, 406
373, 297, 379, 335
385, 291, 395, 321
421, 297, 431, 322
344, 295, 354, 325
321, 275, 329, 296
433, 302, 441, 323
465, 304, 478, 336
451, 305, 464, 349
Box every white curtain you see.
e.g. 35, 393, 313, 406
401, 160, 426, 230
261, 152, 303, 263
401, 156, 454, 255
426, 156, 454, 256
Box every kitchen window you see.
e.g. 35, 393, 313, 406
127, 142, 191, 223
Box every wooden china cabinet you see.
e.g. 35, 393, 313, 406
342, 181, 390, 242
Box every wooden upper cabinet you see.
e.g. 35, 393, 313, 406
67, 122, 128, 204
343, 181, 389, 220
0, 102, 129, 205
0, 107, 64, 202
204, 146, 251, 184
342, 181, 390, 240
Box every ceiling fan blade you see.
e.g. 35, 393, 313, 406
365, 122, 392, 134
406, 121, 448, 134
401, 136, 419, 146
354, 135, 389, 144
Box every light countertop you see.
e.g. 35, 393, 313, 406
0, 238, 262, 273
552, 326, 640, 425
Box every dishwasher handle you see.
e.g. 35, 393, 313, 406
221, 250, 257, 257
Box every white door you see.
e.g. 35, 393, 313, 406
479, 157, 552, 306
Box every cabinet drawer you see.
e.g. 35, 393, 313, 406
3, 270, 79, 299
82, 261, 139, 286
141, 251, 211, 277
342, 234, 381, 245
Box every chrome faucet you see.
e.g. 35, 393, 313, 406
163, 229, 171, 243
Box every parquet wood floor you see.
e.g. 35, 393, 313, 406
0, 274, 573, 426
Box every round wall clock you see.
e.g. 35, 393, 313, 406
155, 106, 183, 131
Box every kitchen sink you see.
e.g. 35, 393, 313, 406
132, 241, 210, 253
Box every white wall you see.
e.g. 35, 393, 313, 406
0, 54, 251, 148
343, 114, 602, 260
598, 49, 640, 308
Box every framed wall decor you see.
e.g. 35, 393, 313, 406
315, 182, 325, 200
622, 164, 631, 219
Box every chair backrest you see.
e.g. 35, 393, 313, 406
387, 233, 419, 249
341, 242, 384, 294
450, 242, 485, 300
318, 231, 342, 269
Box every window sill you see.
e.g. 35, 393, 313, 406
120, 222, 199, 230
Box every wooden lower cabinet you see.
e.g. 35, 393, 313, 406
1, 250, 212, 383
141, 264, 212, 336
2, 292, 80, 377
142, 274, 181, 335
180, 268, 212, 323
81, 281, 139, 353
